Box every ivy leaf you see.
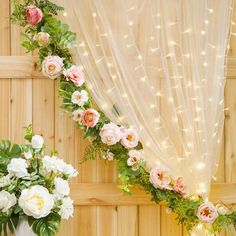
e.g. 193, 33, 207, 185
28, 213, 61, 236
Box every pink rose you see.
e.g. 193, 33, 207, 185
35, 32, 50, 46
121, 128, 139, 148
127, 150, 143, 167
173, 177, 186, 197
197, 202, 218, 224
81, 109, 100, 127
26, 5, 43, 26
149, 165, 172, 190
42, 56, 64, 79
64, 66, 85, 87
99, 123, 121, 145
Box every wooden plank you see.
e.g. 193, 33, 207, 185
161, 206, 182, 236
118, 206, 138, 236
0, 56, 236, 78
0, 0, 11, 140
139, 206, 161, 236
225, 79, 236, 183
70, 183, 236, 205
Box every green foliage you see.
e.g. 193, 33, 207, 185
24, 124, 34, 142
29, 213, 61, 236
0, 141, 22, 174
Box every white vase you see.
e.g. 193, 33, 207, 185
15, 218, 36, 236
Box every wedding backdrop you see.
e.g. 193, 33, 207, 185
59, 0, 233, 197
0, 0, 236, 235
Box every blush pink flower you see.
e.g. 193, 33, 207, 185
149, 165, 172, 190
64, 66, 85, 87
197, 202, 218, 224
121, 128, 139, 148
26, 5, 43, 26
35, 32, 50, 46
173, 177, 187, 197
42, 56, 64, 79
99, 123, 121, 145
81, 109, 100, 127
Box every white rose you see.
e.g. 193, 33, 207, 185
59, 197, 74, 220
42, 156, 62, 174
0, 191, 17, 212
31, 135, 44, 149
19, 185, 54, 219
71, 90, 89, 106
0, 175, 11, 188
42, 56, 64, 79
62, 164, 78, 177
54, 177, 70, 199
24, 150, 33, 159
72, 109, 84, 122
99, 123, 122, 145
121, 128, 139, 148
7, 158, 29, 178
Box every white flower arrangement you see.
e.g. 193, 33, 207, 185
0, 125, 77, 236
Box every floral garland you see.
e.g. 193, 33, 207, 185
10, 0, 236, 235
0, 125, 77, 236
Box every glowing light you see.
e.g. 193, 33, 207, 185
92, 13, 97, 17
203, 62, 208, 67
201, 30, 206, 35
196, 162, 205, 170
129, 21, 134, 26
63, 12, 67, 17
201, 51, 206, 55
156, 25, 161, 29
208, 8, 214, 13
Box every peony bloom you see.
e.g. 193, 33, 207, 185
64, 65, 85, 87
0, 191, 17, 212
127, 150, 143, 167
72, 109, 84, 122
149, 165, 172, 190
59, 197, 74, 220
19, 185, 54, 219
7, 158, 29, 178
173, 177, 187, 197
42, 56, 64, 79
0, 175, 11, 188
197, 202, 218, 224
216, 204, 228, 215
31, 134, 44, 149
81, 109, 100, 127
121, 128, 139, 148
99, 123, 122, 145
54, 177, 70, 199
71, 90, 88, 106
26, 5, 43, 26
35, 32, 50, 46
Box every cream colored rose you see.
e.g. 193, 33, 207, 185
42, 56, 64, 79
0, 190, 17, 212
19, 185, 54, 219
31, 135, 44, 149
35, 32, 50, 46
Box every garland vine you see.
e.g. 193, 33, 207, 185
9, 0, 236, 235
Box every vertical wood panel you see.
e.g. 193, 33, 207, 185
0, 0, 10, 140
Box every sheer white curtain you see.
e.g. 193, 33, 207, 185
58, 0, 233, 196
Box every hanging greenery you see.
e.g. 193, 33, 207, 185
9, 0, 236, 235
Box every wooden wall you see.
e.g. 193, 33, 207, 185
0, 1, 236, 235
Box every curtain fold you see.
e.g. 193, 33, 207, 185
58, 0, 233, 196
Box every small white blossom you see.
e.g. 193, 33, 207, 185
24, 150, 33, 159
0, 175, 11, 188
59, 197, 74, 220
31, 135, 44, 149
7, 158, 29, 178
0, 191, 17, 212
71, 90, 88, 106
54, 177, 70, 199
